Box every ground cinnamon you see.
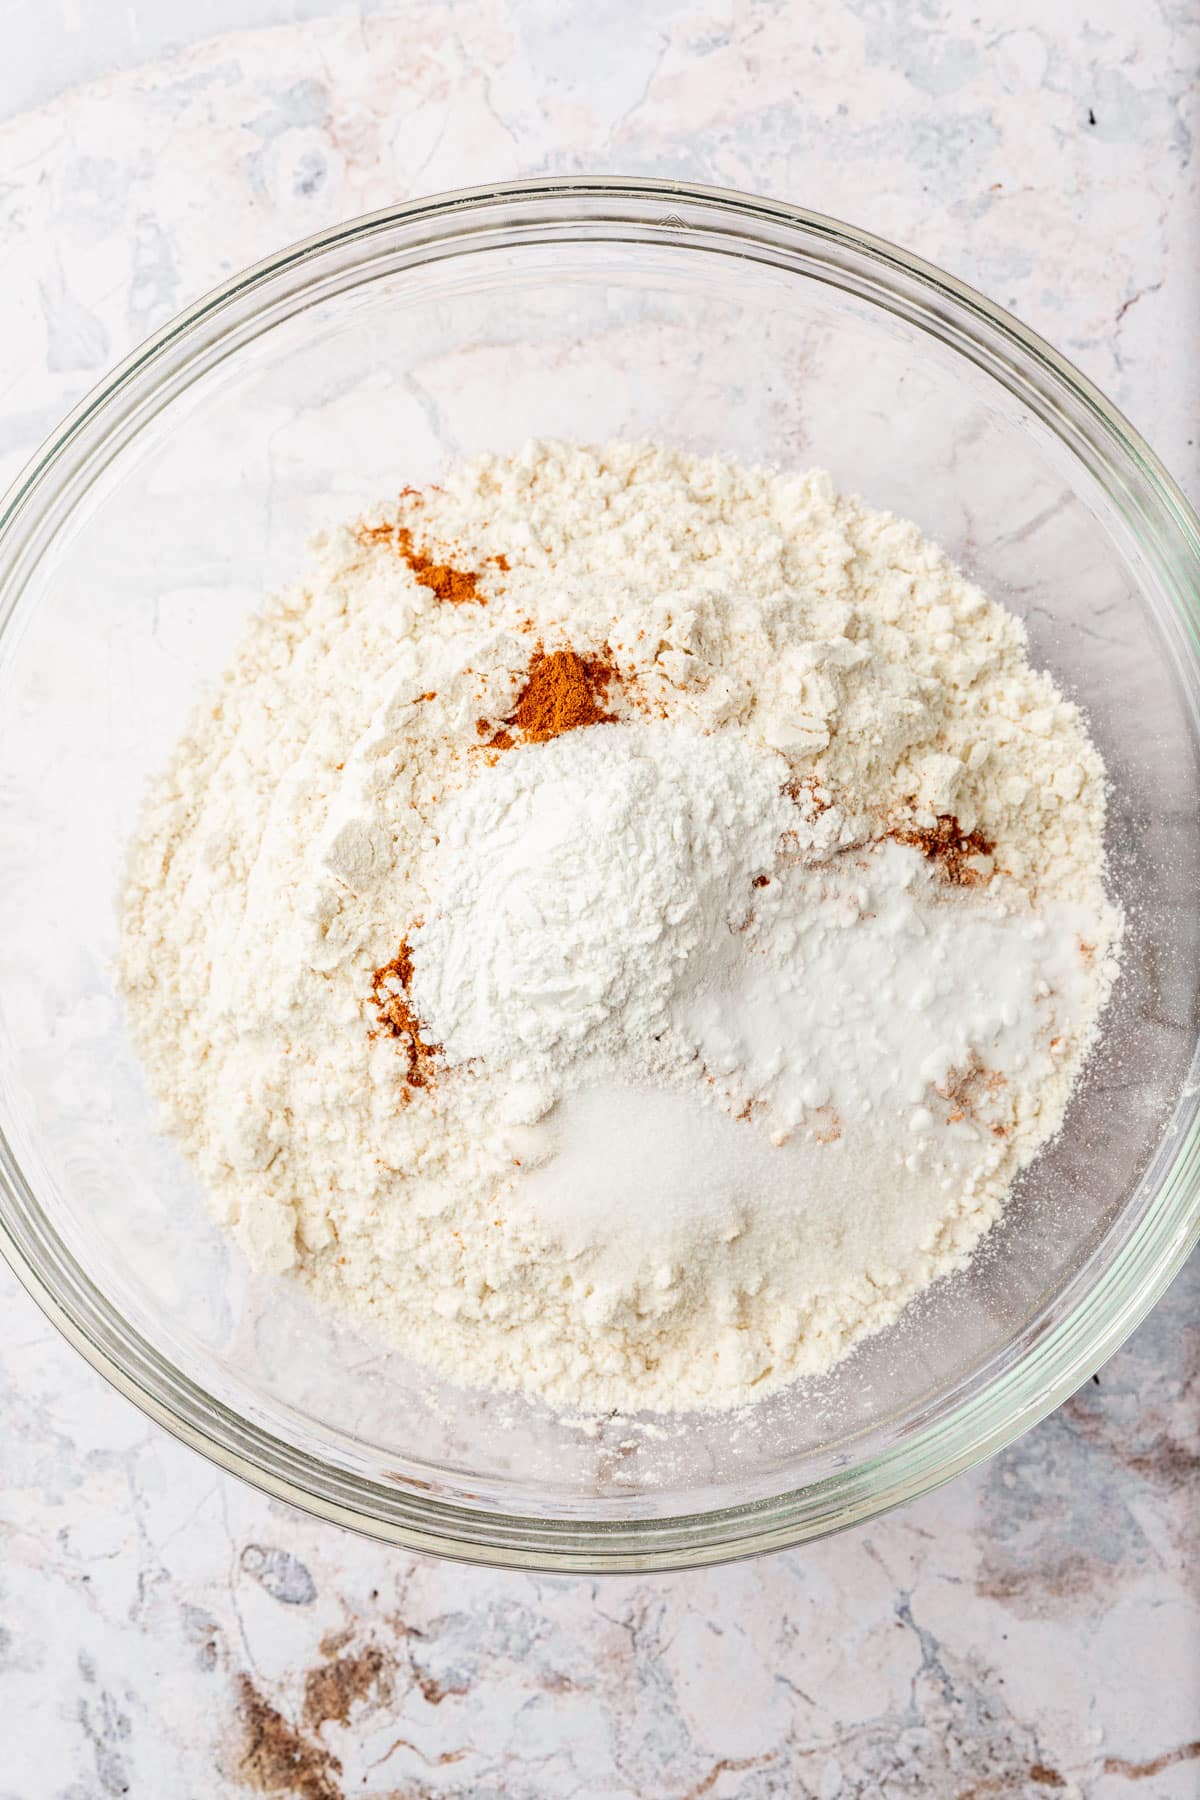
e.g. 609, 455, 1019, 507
891, 813, 995, 886
477, 720, 515, 751
783, 774, 833, 815
369, 939, 440, 1091
357, 500, 510, 605
489, 644, 618, 747
936, 1053, 1009, 1137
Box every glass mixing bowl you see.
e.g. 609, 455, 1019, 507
1, 178, 1198, 1572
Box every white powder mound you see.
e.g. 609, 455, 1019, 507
409, 724, 797, 1086
118, 440, 1122, 1413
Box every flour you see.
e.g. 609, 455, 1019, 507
118, 441, 1122, 1413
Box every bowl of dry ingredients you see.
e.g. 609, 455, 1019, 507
1, 180, 1199, 1570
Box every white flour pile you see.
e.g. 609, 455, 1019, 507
119, 441, 1122, 1413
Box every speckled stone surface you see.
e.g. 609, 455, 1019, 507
1, 4, 1198, 1795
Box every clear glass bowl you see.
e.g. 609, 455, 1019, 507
1, 178, 1198, 1572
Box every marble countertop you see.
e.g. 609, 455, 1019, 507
1, 2, 1197, 1794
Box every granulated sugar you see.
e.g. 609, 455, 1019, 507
118, 441, 1122, 1412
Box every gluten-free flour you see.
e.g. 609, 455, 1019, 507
119, 442, 1121, 1412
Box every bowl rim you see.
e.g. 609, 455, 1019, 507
1, 173, 1198, 1572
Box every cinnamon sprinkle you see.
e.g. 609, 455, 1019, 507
890, 813, 995, 886
369, 939, 440, 1092
936, 1054, 1009, 1137
357, 495, 508, 605
783, 773, 833, 814
807, 1103, 842, 1145
483, 644, 619, 748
